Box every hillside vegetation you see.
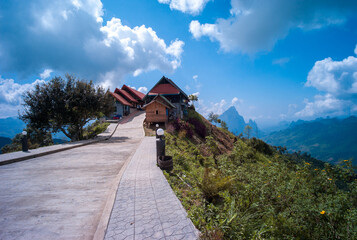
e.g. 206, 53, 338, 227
164, 109, 357, 239
263, 116, 357, 165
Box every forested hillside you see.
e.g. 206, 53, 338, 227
164, 109, 357, 239
263, 116, 357, 165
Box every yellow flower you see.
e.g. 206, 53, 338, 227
314, 169, 318, 171
328, 178, 332, 181
305, 162, 310, 165
344, 160, 348, 162
320, 210, 325, 215
322, 170, 325, 172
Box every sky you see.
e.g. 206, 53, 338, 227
1, 0, 357, 128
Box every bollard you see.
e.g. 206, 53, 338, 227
155, 124, 159, 139
22, 131, 28, 152
156, 128, 165, 164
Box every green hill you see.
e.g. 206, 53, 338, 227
0, 137, 11, 153
263, 116, 357, 165
163, 109, 357, 239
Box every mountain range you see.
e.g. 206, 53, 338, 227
263, 116, 357, 165
219, 106, 260, 137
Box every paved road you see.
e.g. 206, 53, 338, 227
0, 113, 145, 240
105, 137, 199, 240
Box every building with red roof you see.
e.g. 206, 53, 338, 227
109, 85, 145, 118
143, 76, 189, 123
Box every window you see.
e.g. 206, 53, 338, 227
156, 110, 159, 115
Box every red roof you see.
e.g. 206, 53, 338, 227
109, 92, 132, 106
115, 88, 138, 103
148, 83, 180, 95
122, 85, 146, 100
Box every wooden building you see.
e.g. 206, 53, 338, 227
109, 85, 145, 118
143, 76, 189, 122
143, 95, 176, 123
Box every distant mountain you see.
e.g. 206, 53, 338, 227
219, 106, 260, 137
263, 116, 357, 165
0, 117, 26, 138
0, 137, 12, 153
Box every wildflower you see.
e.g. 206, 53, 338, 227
322, 170, 325, 172
305, 162, 310, 165
314, 169, 318, 171
328, 178, 332, 181
320, 210, 325, 215
344, 160, 348, 162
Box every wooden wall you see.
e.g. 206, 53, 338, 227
145, 102, 168, 123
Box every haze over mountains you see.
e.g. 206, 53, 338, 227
219, 106, 260, 137
263, 116, 357, 165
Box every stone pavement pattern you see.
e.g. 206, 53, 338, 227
105, 137, 199, 240
0, 112, 145, 240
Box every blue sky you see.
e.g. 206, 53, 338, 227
1, 0, 357, 128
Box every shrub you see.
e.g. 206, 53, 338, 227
188, 117, 207, 139
248, 137, 273, 155
197, 168, 233, 203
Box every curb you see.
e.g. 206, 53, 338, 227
93, 137, 145, 240
0, 112, 145, 166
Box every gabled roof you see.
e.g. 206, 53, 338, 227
143, 94, 176, 109
115, 88, 138, 103
109, 92, 133, 107
144, 76, 188, 100
122, 85, 146, 100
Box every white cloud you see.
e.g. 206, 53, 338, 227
191, 91, 199, 96
0, 0, 184, 89
190, 0, 357, 53
138, 86, 148, 94
193, 75, 198, 81
195, 98, 227, 117
296, 45, 357, 118
40, 69, 53, 79
295, 94, 350, 117
231, 96, 243, 106
185, 85, 191, 91
158, 0, 211, 15
0, 77, 45, 105
306, 56, 357, 96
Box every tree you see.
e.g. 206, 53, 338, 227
208, 112, 219, 123
188, 94, 198, 108
20, 74, 115, 141
220, 121, 228, 130
244, 125, 252, 139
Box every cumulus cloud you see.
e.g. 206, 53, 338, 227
0, 76, 46, 118
0, 0, 184, 88
138, 86, 148, 94
190, 0, 357, 53
0, 77, 45, 105
231, 96, 243, 106
40, 69, 53, 79
191, 91, 200, 96
296, 46, 357, 117
158, 0, 211, 15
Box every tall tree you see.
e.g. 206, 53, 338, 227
20, 75, 114, 141
244, 125, 252, 139
188, 94, 198, 108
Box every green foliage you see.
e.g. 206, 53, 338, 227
263, 116, 357, 165
1, 127, 53, 153
20, 74, 115, 141
164, 124, 357, 239
82, 121, 110, 139
197, 168, 233, 203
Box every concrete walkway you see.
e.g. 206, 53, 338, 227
0, 112, 145, 240
105, 137, 199, 240
0, 111, 140, 166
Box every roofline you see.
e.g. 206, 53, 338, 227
143, 76, 188, 101
122, 84, 145, 100
142, 94, 176, 109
